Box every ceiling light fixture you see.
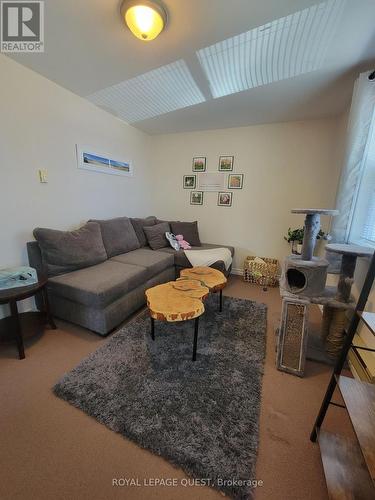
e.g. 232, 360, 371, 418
121, 0, 167, 41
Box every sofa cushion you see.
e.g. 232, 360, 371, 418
143, 222, 171, 250
170, 221, 201, 246
158, 243, 234, 268
33, 222, 107, 277
110, 248, 174, 279
90, 217, 140, 257
130, 216, 157, 247
47, 261, 148, 308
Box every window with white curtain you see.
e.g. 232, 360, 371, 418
349, 108, 375, 245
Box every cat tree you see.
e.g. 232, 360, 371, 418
278, 209, 337, 376
276, 208, 372, 376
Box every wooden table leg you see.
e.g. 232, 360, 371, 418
150, 317, 155, 340
9, 300, 25, 360
192, 317, 199, 361
42, 288, 56, 329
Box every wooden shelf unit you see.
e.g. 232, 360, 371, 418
336, 375, 375, 485
318, 430, 374, 500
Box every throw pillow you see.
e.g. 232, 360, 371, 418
130, 216, 157, 247
33, 222, 107, 277
90, 217, 140, 257
170, 221, 201, 247
143, 222, 171, 250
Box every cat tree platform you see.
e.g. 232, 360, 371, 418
325, 243, 373, 302
280, 286, 356, 310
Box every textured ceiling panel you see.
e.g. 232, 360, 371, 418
86, 59, 205, 123
197, 0, 346, 98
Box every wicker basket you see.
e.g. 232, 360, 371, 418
243, 256, 279, 287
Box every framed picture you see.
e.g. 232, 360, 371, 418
190, 191, 203, 205
76, 145, 132, 177
197, 172, 226, 191
192, 157, 206, 172
228, 174, 244, 189
218, 192, 233, 207
218, 155, 234, 171
183, 175, 196, 189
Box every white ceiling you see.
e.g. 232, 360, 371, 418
8, 0, 375, 134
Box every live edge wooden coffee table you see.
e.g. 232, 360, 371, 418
145, 267, 227, 361
145, 279, 209, 361
180, 266, 227, 312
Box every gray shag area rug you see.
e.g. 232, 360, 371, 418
53, 295, 267, 499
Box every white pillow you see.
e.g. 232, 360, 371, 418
253, 256, 267, 265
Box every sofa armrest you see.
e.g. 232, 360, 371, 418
27, 241, 47, 276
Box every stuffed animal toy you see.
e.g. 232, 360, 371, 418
175, 234, 191, 250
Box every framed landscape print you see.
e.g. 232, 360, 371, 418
192, 157, 206, 172
218, 155, 234, 171
183, 175, 196, 189
228, 174, 244, 189
217, 192, 232, 207
190, 191, 203, 205
76, 145, 132, 177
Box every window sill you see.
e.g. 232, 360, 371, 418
348, 238, 375, 250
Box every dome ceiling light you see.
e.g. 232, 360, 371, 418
121, 0, 168, 41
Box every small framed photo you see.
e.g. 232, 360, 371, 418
219, 155, 234, 171
192, 157, 206, 172
218, 192, 232, 207
183, 175, 196, 189
190, 191, 203, 205
228, 174, 243, 189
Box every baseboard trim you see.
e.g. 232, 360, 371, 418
230, 268, 243, 276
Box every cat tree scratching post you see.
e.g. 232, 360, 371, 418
292, 209, 337, 260
277, 208, 338, 376
323, 244, 373, 358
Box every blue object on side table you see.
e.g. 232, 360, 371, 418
0, 266, 38, 290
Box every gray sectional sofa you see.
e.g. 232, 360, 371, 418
27, 216, 234, 336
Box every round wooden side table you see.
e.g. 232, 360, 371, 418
179, 267, 227, 312
145, 279, 209, 361
0, 275, 56, 360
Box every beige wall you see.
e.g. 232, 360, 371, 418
149, 118, 343, 271
0, 55, 152, 314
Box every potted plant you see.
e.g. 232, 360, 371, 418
284, 228, 304, 254
284, 228, 331, 255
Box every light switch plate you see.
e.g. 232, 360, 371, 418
38, 169, 48, 183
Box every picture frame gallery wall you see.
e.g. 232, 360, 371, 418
184, 156, 243, 206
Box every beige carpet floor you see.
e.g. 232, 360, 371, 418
0, 276, 352, 500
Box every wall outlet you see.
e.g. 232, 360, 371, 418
38, 169, 48, 183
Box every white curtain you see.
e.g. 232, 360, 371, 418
331, 71, 375, 242
362, 190, 375, 241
